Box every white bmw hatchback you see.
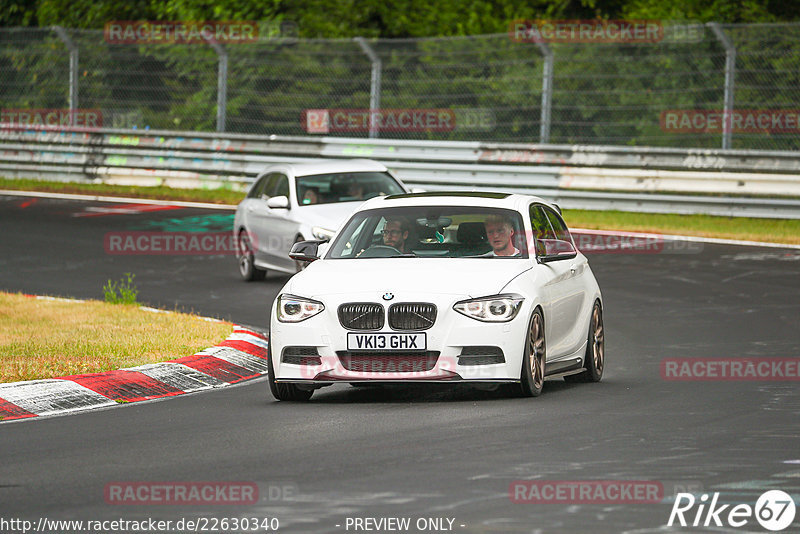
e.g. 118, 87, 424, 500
268, 192, 604, 401
234, 159, 409, 279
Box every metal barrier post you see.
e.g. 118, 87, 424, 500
708, 23, 736, 150
354, 37, 382, 139
52, 26, 79, 111
535, 41, 553, 144
207, 40, 228, 133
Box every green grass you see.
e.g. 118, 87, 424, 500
0, 292, 233, 383
0, 177, 246, 205
103, 273, 140, 305
562, 210, 800, 245
2, 177, 798, 245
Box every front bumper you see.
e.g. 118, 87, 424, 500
270, 294, 528, 383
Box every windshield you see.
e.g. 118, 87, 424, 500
295, 171, 405, 206
327, 206, 528, 259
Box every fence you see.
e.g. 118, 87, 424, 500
1, 23, 800, 150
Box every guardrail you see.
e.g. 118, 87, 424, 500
2, 126, 800, 218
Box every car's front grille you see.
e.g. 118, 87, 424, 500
336, 351, 440, 373
282, 346, 321, 366
338, 303, 384, 330
458, 346, 505, 366
388, 303, 437, 330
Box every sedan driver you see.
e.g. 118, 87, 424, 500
382, 218, 410, 253
484, 214, 520, 256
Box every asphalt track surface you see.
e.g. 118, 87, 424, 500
1, 194, 799, 533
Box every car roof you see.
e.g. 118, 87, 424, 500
262, 159, 389, 177
359, 191, 558, 213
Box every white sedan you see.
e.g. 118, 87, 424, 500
233, 159, 409, 280
267, 192, 604, 401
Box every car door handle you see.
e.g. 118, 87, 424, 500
569, 263, 577, 274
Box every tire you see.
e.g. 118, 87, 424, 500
518, 309, 545, 397
267, 338, 313, 401
238, 230, 266, 281
565, 301, 604, 383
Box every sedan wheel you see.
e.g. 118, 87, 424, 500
519, 309, 545, 397
565, 301, 604, 383
238, 231, 266, 281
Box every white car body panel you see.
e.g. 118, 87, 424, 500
268, 192, 602, 390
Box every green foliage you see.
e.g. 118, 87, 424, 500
0, 0, 39, 26
622, 0, 777, 23
3, 0, 798, 32
35, 0, 160, 28
103, 273, 139, 305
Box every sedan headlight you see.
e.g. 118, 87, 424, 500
277, 294, 325, 323
312, 226, 335, 241
453, 294, 524, 322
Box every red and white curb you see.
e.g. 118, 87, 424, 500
0, 325, 269, 422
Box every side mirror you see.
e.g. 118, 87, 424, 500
289, 240, 326, 263
266, 195, 290, 209
537, 239, 578, 263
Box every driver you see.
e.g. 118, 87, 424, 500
302, 187, 320, 205
382, 218, 410, 253
484, 214, 520, 256
347, 183, 366, 199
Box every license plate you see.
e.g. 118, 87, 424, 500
347, 333, 426, 351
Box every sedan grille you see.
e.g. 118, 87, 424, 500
337, 351, 440, 373
388, 303, 437, 331
338, 303, 384, 330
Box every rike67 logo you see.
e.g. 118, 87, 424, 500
668, 490, 796, 531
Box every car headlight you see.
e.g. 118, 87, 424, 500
312, 226, 335, 241
453, 294, 524, 322
277, 294, 325, 323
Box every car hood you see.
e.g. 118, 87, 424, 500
296, 202, 364, 232
286, 258, 532, 299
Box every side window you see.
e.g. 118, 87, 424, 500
259, 174, 279, 199
330, 216, 373, 258
272, 175, 290, 198
529, 205, 556, 240
543, 207, 573, 243
247, 175, 268, 199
